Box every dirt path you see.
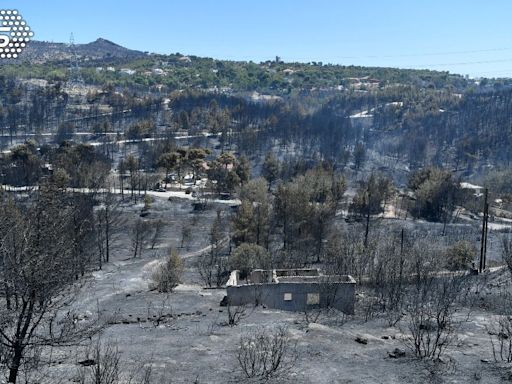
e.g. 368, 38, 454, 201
180, 236, 230, 259
1, 185, 241, 205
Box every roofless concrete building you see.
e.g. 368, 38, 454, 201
226, 268, 356, 314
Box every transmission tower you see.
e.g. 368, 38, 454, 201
67, 32, 84, 89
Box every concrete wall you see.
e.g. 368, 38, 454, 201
227, 281, 355, 315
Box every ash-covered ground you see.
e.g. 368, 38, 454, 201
32, 196, 512, 384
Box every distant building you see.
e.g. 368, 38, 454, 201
226, 268, 356, 314
120, 68, 136, 75
178, 56, 192, 63
460, 182, 484, 197
250, 92, 282, 103
345, 76, 380, 90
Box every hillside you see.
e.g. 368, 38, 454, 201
1, 38, 479, 93
12, 38, 146, 64
3, 33, 512, 384
2, 37, 512, 177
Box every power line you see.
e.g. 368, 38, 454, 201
162, 46, 512, 63
224, 46, 512, 61
364, 47, 512, 59
404, 58, 512, 68
67, 32, 84, 89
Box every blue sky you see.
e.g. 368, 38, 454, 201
6, 0, 512, 77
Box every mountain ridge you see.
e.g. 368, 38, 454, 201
16, 37, 146, 63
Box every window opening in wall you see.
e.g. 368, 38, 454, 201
307, 293, 320, 305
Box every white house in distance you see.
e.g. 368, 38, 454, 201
460, 182, 484, 197
120, 68, 136, 75
152, 68, 166, 76
178, 56, 192, 63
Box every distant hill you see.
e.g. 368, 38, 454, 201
1, 36, 485, 94
15, 38, 145, 63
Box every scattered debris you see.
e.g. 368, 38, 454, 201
388, 348, 406, 358
78, 359, 96, 367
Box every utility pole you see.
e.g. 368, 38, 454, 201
364, 184, 371, 248
400, 228, 404, 255
398, 228, 405, 301
67, 33, 84, 89
479, 188, 489, 273
483, 199, 489, 271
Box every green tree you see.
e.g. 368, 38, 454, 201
125, 119, 156, 140
409, 167, 459, 222
207, 153, 241, 195
235, 155, 251, 185
445, 240, 475, 270
262, 152, 279, 191
218, 152, 236, 169
229, 243, 271, 277
150, 249, 183, 292
53, 143, 110, 189
158, 152, 180, 188
186, 147, 209, 184
7, 142, 42, 186
232, 178, 271, 248
351, 174, 392, 217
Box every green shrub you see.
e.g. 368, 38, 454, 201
445, 240, 475, 270
150, 250, 183, 292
